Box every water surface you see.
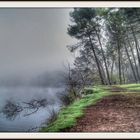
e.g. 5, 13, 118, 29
0, 86, 64, 132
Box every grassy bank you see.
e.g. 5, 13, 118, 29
40, 83, 140, 132
40, 86, 110, 132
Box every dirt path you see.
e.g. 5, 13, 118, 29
69, 87, 140, 132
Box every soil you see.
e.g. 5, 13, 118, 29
68, 89, 140, 132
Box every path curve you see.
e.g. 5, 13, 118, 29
69, 91, 140, 132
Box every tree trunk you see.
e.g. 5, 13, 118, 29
111, 58, 115, 84
99, 61, 108, 85
89, 52, 108, 84
88, 35, 105, 85
130, 26, 140, 68
95, 30, 111, 85
124, 43, 137, 83
89, 51, 108, 84
117, 38, 122, 85
127, 37, 140, 81
122, 67, 126, 84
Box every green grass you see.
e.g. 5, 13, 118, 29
127, 87, 140, 91
40, 86, 110, 132
120, 83, 140, 91
120, 83, 140, 88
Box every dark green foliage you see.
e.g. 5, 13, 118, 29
57, 92, 74, 106
81, 88, 93, 95
68, 8, 97, 39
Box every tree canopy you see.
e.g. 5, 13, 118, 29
67, 8, 140, 86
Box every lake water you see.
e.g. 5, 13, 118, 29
0, 86, 65, 132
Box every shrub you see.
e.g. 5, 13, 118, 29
81, 88, 93, 96
57, 92, 74, 106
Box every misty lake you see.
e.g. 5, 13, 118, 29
0, 86, 65, 132
0, 8, 74, 133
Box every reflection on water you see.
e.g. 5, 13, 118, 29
0, 86, 64, 132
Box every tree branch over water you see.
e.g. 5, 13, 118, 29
1, 98, 48, 120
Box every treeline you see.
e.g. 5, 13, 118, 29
67, 8, 140, 86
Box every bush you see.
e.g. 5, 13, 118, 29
57, 92, 74, 106
81, 88, 93, 96
85, 89, 93, 95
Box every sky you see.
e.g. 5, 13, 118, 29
0, 8, 76, 80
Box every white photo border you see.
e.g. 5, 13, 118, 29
0, 1, 140, 139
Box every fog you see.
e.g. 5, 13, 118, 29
0, 8, 75, 132
0, 8, 75, 84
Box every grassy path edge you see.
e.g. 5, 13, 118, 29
40, 86, 111, 132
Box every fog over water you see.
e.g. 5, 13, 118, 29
0, 8, 75, 131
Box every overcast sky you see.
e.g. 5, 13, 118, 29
0, 8, 76, 79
